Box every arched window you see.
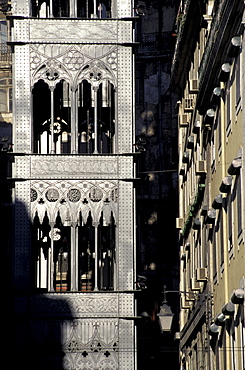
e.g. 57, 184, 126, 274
32, 77, 116, 154
33, 210, 116, 292
78, 80, 115, 154
32, 79, 71, 154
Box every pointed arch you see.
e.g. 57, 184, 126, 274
32, 79, 72, 154
32, 58, 72, 89
76, 59, 116, 88
76, 60, 116, 154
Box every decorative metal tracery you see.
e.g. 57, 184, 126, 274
32, 52, 116, 154
31, 181, 118, 292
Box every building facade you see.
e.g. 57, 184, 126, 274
172, 0, 245, 369
10, 1, 137, 369
0, 1, 181, 368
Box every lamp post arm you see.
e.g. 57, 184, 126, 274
162, 286, 212, 298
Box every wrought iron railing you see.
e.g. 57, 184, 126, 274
135, 32, 174, 53
0, 43, 12, 63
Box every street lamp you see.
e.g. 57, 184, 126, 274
158, 285, 213, 333
158, 302, 174, 332
158, 286, 174, 332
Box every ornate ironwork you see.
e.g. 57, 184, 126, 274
136, 32, 174, 53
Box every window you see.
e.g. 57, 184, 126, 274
31, 182, 118, 292
227, 193, 234, 258
31, 1, 113, 18
219, 210, 224, 271
32, 78, 116, 154
225, 82, 231, 136
236, 173, 242, 238
215, 108, 221, 156
212, 223, 217, 281
33, 211, 116, 292
0, 78, 12, 112
235, 52, 241, 109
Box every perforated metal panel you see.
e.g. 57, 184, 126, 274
118, 181, 134, 290
117, 47, 133, 153
119, 319, 135, 369
12, 0, 29, 17
118, 0, 132, 18
14, 181, 31, 289
13, 45, 31, 153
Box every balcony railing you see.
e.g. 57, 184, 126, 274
0, 44, 12, 63
135, 32, 174, 54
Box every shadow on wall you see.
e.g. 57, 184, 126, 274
11, 199, 74, 370
11, 199, 120, 370
0, 119, 12, 150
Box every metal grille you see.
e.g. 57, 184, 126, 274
136, 32, 174, 53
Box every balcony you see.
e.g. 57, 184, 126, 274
135, 32, 174, 55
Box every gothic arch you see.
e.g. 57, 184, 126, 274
76, 59, 116, 88
32, 58, 72, 88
